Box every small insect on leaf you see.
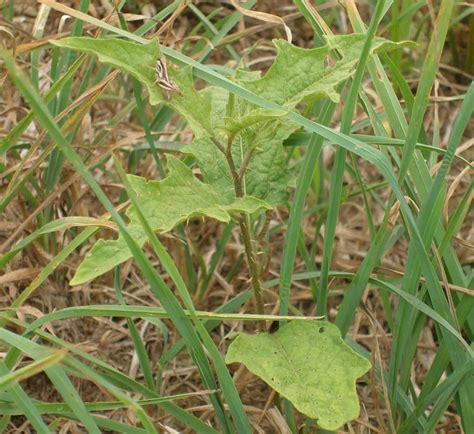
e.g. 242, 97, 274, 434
155, 56, 183, 99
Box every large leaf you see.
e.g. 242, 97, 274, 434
51, 37, 213, 136
71, 157, 270, 285
225, 321, 371, 430
51, 37, 164, 105
239, 35, 412, 108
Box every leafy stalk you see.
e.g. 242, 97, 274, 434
211, 136, 266, 330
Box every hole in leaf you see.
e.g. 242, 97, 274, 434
319, 327, 326, 333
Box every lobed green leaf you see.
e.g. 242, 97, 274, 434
71, 157, 270, 284
239, 35, 413, 107
226, 321, 371, 430
51, 37, 164, 104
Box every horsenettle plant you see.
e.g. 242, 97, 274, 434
47, 35, 408, 429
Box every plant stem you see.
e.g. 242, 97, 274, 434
212, 136, 266, 331
238, 216, 267, 332
238, 147, 256, 180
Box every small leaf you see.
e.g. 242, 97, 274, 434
223, 108, 289, 136
184, 117, 297, 206
225, 321, 371, 430
71, 157, 270, 285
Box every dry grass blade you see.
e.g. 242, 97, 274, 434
230, 0, 292, 43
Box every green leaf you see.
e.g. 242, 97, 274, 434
238, 35, 412, 108
56, 34, 411, 279
50, 37, 213, 136
223, 108, 289, 136
184, 35, 408, 206
184, 117, 298, 205
225, 321, 371, 430
164, 65, 214, 136
71, 157, 270, 285
51, 37, 164, 105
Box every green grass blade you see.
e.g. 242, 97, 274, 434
0, 53, 86, 155
399, 359, 474, 433
198, 223, 234, 299
0, 362, 51, 434
1, 227, 97, 323
279, 99, 336, 315
0, 329, 101, 433
0, 350, 66, 389
0, 217, 109, 268
391, 83, 474, 424
114, 268, 155, 390
397, 0, 455, 182
293, 0, 388, 316
3, 314, 219, 434
25, 304, 316, 331
0, 392, 215, 415
160, 290, 253, 367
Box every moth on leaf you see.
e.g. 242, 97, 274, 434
155, 56, 183, 99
